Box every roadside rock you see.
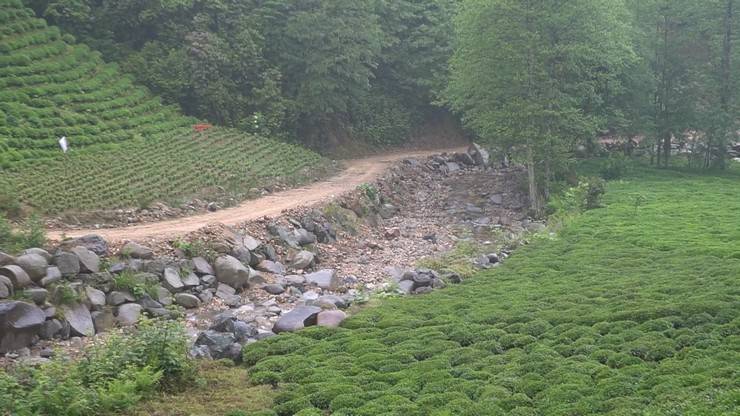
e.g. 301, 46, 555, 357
256, 260, 286, 275
194, 330, 237, 360
175, 293, 201, 309
53, 252, 80, 277
121, 242, 154, 259
40, 267, 63, 287
85, 287, 107, 308
15, 253, 48, 282
273, 306, 322, 333
305, 269, 340, 290
192, 257, 214, 276
317, 310, 347, 328
67, 235, 109, 256
469, 143, 490, 167
162, 267, 185, 292
116, 303, 142, 326
0, 265, 32, 289
289, 251, 315, 270
61, 303, 95, 337
215, 255, 251, 290
0, 301, 46, 353
71, 247, 100, 273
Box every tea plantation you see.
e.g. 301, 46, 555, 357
0, 0, 326, 213
241, 166, 740, 415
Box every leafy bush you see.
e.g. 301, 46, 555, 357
599, 154, 629, 180
0, 319, 194, 416
0, 213, 45, 254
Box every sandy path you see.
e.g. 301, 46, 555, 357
47, 147, 464, 243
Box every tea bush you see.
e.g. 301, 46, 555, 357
242, 166, 740, 415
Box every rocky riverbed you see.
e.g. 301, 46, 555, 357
1, 145, 543, 365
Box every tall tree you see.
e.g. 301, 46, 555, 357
446, 0, 634, 214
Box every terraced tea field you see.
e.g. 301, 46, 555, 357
241, 166, 740, 415
0, 0, 326, 213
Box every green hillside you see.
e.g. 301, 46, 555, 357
0, 0, 326, 214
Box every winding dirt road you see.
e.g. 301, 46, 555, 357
48, 147, 464, 243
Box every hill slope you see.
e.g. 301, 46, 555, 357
0, 0, 326, 214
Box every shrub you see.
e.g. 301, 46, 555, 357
0, 319, 192, 416
600, 154, 629, 180
0, 213, 46, 254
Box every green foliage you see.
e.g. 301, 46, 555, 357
243, 166, 740, 415
0, 213, 46, 254
548, 177, 607, 215
113, 271, 159, 300
0, 319, 194, 416
600, 154, 630, 180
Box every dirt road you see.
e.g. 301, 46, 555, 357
48, 147, 464, 243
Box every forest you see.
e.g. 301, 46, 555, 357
22, 0, 739, 207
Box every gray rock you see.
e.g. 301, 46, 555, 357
490, 194, 504, 205
143, 259, 167, 275
0, 252, 15, 267
91, 309, 116, 333
61, 303, 95, 337
455, 151, 476, 166
0, 301, 46, 353
232, 320, 258, 342
85, 287, 107, 308
216, 283, 241, 307
198, 291, 213, 304
469, 143, 490, 166
270, 225, 300, 248
107, 290, 135, 306
294, 229, 317, 246
22, 248, 52, 262
201, 274, 217, 286
242, 235, 262, 251
431, 278, 447, 289
414, 286, 434, 295
24, 288, 48, 305
446, 162, 461, 173
290, 251, 315, 270
231, 246, 252, 266
157, 286, 173, 306
162, 267, 185, 292
215, 255, 251, 290
40, 319, 63, 340
145, 307, 173, 319
120, 242, 153, 259
378, 204, 399, 219
0, 276, 11, 299
317, 295, 349, 309
284, 275, 306, 287
256, 260, 286, 275
138, 295, 163, 309
53, 252, 80, 277
175, 293, 201, 309
194, 330, 237, 360
40, 266, 63, 287
192, 257, 214, 276
71, 247, 100, 274
67, 235, 109, 256
273, 306, 322, 333
181, 272, 200, 287
0, 265, 32, 289
116, 303, 142, 326
317, 310, 347, 328
15, 253, 48, 282
397, 280, 415, 294
262, 284, 285, 295
260, 245, 278, 262
302, 290, 321, 302
305, 269, 340, 290
248, 269, 267, 286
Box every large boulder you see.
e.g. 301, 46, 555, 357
174, 293, 201, 309
0, 265, 33, 289
468, 143, 490, 167
120, 242, 153, 259
162, 267, 185, 292
194, 330, 237, 360
66, 235, 109, 256
61, 303, 95, 337
305, 269, 340, 290
0, 301, 46, 353
290, 251, 315, 270
0, 252, 15, 267
192, 257, 214, 276
71, 247, 100, 273
215, 255, 251, 290
15, 253, 48, 282
53, 252, 81, 277
0, 276, 12, 299
273, 306, 322, 333
116, 303, 142, 326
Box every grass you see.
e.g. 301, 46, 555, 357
237, 165, 740, 415
0, 0, 329, 214
130, 360, 275, 416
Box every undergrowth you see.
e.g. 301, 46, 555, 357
240, 166, 740, 415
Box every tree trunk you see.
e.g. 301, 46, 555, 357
526, 145, 541, 217
715, 0, 734, 169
